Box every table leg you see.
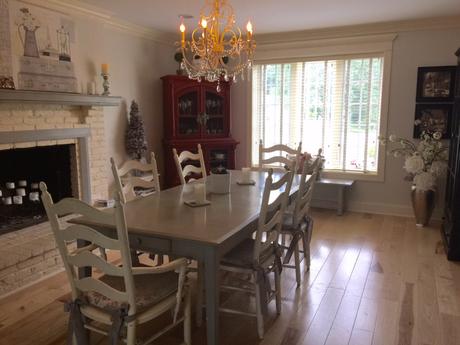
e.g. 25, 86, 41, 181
204, 247, 220, 345
337, 187, 345, 216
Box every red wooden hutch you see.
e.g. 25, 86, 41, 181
161, 75, 238, 188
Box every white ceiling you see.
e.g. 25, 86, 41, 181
78, 0, 460, 34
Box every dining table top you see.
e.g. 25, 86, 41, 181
75, 170, 303, 246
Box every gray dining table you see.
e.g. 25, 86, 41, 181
72, 169, 302, 345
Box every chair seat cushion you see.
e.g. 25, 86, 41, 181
281, 213, 307, 233
221, 238, 276, 268
85, 271, 178, 312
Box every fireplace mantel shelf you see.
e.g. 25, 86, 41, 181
0, 89, 121, 107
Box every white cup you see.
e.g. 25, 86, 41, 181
13, 196, 23, 205
18, 180, 27, 187
194, 183, 206, 203
6, 182, 15, 189
3, 197, 12, 205
241, 167, 251, 183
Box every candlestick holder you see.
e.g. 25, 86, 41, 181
101, 73, 110, 96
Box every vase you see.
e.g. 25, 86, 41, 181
411, 187, 435, 227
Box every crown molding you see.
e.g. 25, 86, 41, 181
16, 0, 176, 45
257, 15, 460, 45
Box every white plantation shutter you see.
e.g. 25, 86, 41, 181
252, 56, 384, 174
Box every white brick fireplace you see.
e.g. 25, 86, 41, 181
0, 99, 116, 296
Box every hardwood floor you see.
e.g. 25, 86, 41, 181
1, 209, 459, 345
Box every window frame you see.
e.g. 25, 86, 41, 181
246, 34, 396, 182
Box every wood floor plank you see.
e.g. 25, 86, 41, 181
300, 288, 344, 345
324, 293, 361, 345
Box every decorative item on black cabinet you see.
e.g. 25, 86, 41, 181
162, 75, 238, 188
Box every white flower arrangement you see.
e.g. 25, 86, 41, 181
379, 128, 448, 191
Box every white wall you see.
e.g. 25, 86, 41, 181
231, 27, 460, 217
8, 0, 177, 193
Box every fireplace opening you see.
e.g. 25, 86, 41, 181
0, 144, 75, 235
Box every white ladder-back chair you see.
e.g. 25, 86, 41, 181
111, 153, 165, 265
173, 144, 207, 185
218, 167, 294, 339
258, 140, 302, 171
111, 152, 160, 203
40, 183, 191, 345
281, 148, 323, 286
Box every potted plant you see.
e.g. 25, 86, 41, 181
379, 124, 448, 226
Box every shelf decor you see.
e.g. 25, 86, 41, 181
0, 0, 15, 89
177, 0, 256, 91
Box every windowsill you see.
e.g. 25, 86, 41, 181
250, 165, 384, 182
321, 170, 384, 182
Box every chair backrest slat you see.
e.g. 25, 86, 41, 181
111, 152, 160, 203
60, 224, 121, 250
40, 182, 137, 315
173, 144, 207, 185
253, 168, 294, 263
75, 277, 129, 303
67, 251, 124, 277
259, 140, 302, 171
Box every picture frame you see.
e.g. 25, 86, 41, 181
413, 103, 452, 139
416, 66, 457, 102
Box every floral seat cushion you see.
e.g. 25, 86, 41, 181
85, 271, 178, 312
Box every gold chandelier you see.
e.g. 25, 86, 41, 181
178, 0, 256, 91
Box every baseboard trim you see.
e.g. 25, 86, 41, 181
312, 198, 443, 221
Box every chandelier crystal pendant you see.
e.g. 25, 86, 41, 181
178, 0, 256, 91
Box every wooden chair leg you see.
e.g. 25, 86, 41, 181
195, 261, 204, 327
294, 241, 301, 287
126, 321, 136, 345
274, 265, 281, 315
184, 287, 192, 345
253, 272, 265, 339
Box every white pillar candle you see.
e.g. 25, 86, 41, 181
31, 183, 39, 190
18, 180, 27, 187
194, 183, 206, 203
13, 196, 23, 205
87, 81, 95, 95
16, 188, 26, 196
3, 197, 12, 205
241, 167, 251, 182
29, 192, 40, 202
6, 182, 15, 189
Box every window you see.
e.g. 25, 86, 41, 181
251, 56, 385, 175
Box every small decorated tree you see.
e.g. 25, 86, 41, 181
125, 100, 147, 160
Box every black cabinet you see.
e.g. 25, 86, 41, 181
442, 49, 460, 260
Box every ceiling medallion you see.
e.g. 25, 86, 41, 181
178, 0, 255, 91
